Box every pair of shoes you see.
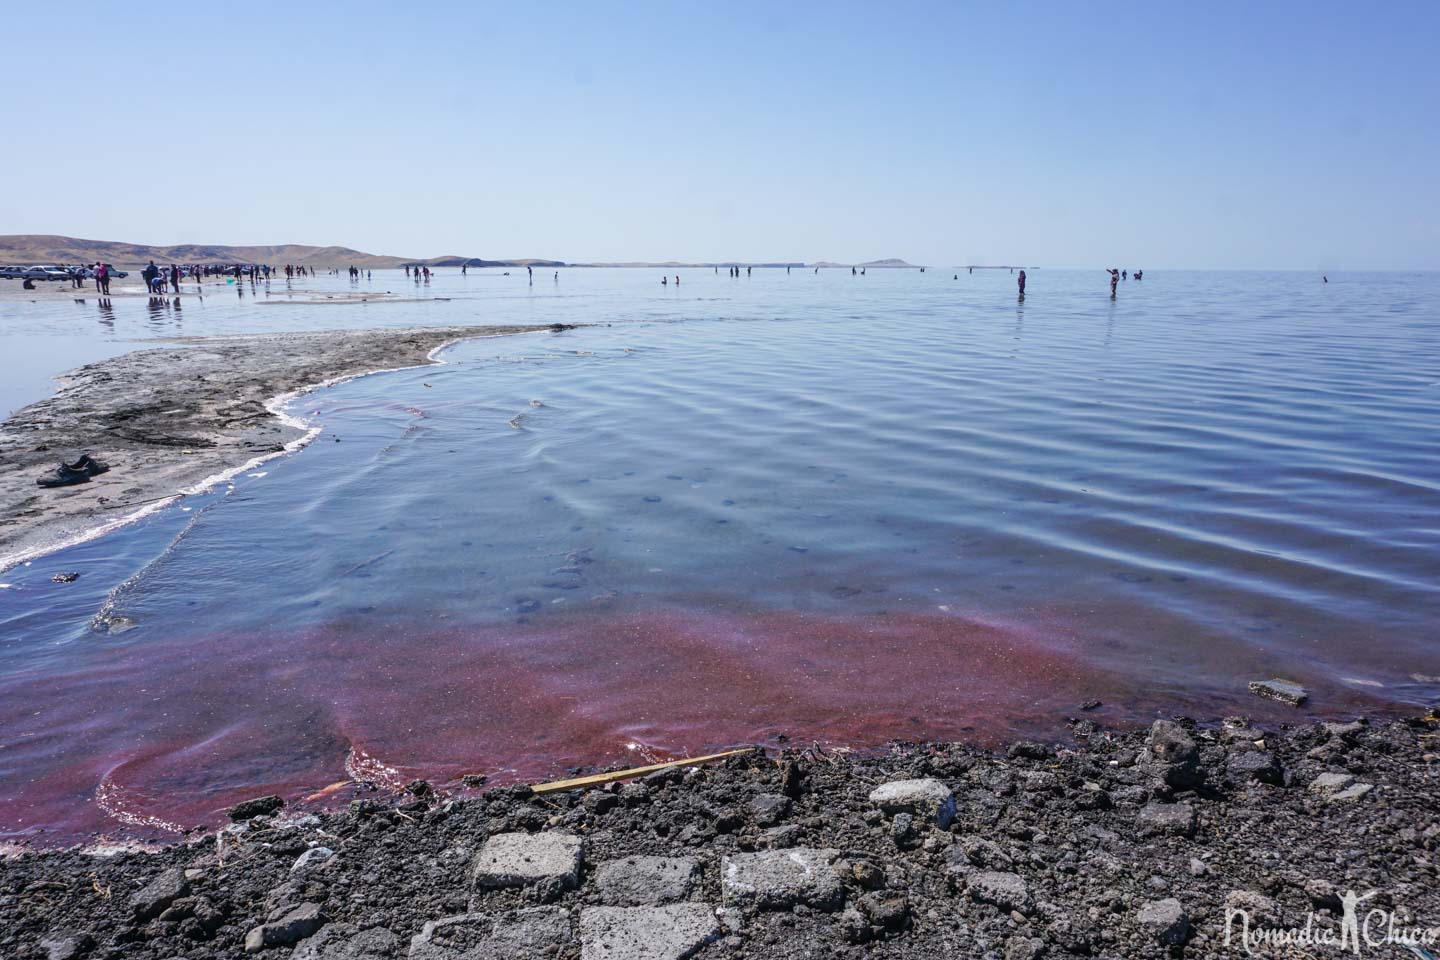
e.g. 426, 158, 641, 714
36, 454, 110, 488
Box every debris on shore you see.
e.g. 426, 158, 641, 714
3, 716, 1437, 959
1247, 678, 1309, 706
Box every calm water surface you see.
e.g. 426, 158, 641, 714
1, 268, 1437, 842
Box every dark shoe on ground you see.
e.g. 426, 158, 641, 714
37, 465, 91, 488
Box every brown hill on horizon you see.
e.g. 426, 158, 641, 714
0, 236, 915, 270
0, 235, 562, 270
809, 258, 919, 268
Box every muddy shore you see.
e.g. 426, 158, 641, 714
0, 324, 562, 571
0, 277, 460, 304
3, 715, 1437, 959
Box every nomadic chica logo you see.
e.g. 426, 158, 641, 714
1224, 890, 1440, 955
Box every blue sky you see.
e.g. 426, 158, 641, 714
3, 1, 1436, 268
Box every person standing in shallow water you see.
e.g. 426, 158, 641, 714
1106, 268, 1119, 297
1017, 270, 1026, 298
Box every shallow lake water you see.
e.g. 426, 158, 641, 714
1, 268, 1437, 842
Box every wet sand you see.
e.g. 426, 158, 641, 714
0, 278, 447, 304
0, 279, 244, 302
0, 323, 566, 571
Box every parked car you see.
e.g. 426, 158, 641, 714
0, 265, 26, 279
74, 264, 129, 279
23, 266, 71, 281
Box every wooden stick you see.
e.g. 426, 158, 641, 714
529, 747, 757, 795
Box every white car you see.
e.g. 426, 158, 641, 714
22, 266, 70, 281
79, 264, 129, 279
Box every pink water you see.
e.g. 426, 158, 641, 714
0, 603, 1399, 841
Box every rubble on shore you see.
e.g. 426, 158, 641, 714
4, 715, 1438, 959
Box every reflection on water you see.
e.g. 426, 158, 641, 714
0, 269, 1438, 842
144, 296, 184, 330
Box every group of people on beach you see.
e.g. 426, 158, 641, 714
129, 262, 302, 293
140, 261, 183, 294
46, 262, 1155, 301
97, 261, 329, 295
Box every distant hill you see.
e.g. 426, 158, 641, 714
810, 258, 919, 268
0, 236, 919, 270
0, 235, 562, 270
435, 256, 566, 268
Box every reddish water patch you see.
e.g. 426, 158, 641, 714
0, 604, 1405, 844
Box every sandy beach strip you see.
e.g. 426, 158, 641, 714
0, 323, 568, 571
0, 279, 460, 304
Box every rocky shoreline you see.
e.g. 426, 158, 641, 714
0, 324, 566, 571
4, 714, 1437, 959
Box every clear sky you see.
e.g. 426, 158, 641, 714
3, 1, 1436, 269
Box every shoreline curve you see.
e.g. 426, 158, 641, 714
0, 323, 572, 572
